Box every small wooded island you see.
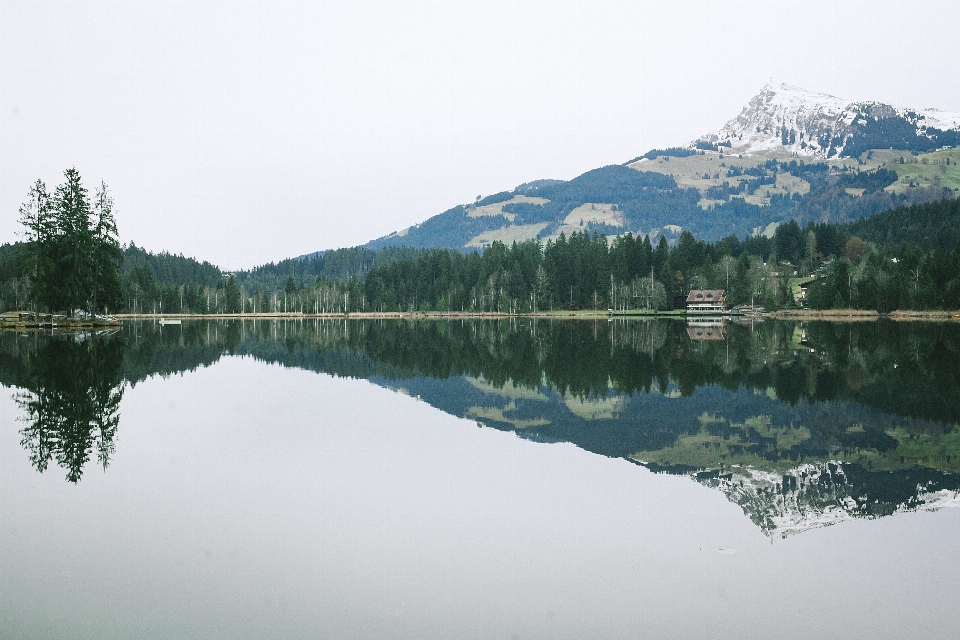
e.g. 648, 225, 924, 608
4, 168, 122, 328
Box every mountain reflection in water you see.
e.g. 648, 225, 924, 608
3, 317, 959, 535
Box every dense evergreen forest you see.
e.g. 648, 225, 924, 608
360, 197, 960, 314
3, 192, 958, 315
1, 237, 424, 314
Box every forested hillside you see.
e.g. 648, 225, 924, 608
360, 197, 960, 314
118, 244, 221, 314
364, 160, 953, 252
234, 245, 427, 291
842, 197, 960, 252
4, 198, 959, 316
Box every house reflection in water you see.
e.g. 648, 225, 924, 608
685, 320, 726, 341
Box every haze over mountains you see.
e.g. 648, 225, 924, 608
353, 84, 959, 254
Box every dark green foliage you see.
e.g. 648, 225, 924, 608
836, 168, 898, 191
773, 220, 803, 264
475, 191, 514, 206
223, 276, 242, 313
8, 331, 125, 482
637, 147, 698, 161
513, 179, 565, 196
90, 183, 123, 314
926, 128, 960, 147
359, 197, 960, 313
365, 205, 508, 251
806, 222, 846, 258
119, 243, 221, 314
501, 201, 549, 221
47, 169, 94, 313
843, 197, 960, 253
115, 241, 413, 315
11, 169, 124, 315
524, 165, 676, 201
808, 259, 851, 309
122, 243, 221, 287
740, 234, 773, 259
0, 246, 22, 275
233, 245, 429, 306
840, 111, 955, 159
364, 229, 719, 313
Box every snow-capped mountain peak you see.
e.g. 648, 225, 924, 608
696, 83, 960, 159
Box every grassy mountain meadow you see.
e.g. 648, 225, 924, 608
364, 147, 960, 253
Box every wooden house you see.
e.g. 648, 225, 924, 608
685, 289, 727, 314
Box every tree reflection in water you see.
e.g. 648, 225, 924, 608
12, 331, 124, 483
3, 317, 960, 536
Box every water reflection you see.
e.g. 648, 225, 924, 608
4, 330, 124, 482
3, 317, 959, 534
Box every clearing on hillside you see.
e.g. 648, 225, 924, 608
465, 222, 549, 248
467, 195, 550, 221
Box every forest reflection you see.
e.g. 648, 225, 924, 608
3, 330, 123, 482
3, 317, 960, 535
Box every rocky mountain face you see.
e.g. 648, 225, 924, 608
698, 83, 960, 159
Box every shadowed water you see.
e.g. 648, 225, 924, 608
2, 318, 959, 638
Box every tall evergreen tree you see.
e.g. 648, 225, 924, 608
51, 168, 94, 313
17, 169, 123, 316
17, 179, 54, 312
90, 182, 123, 314
224, 275, 242, 313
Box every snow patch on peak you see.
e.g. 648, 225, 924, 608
694, 83, 960, 159
697, 462, 960, 538
914, 107, 960, 131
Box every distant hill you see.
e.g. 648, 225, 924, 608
357, 84, 959, 253
364, 156, 956, 251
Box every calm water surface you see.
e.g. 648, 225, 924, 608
2, 318, 960, 639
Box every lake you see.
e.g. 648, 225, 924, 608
2, 317, 960, 639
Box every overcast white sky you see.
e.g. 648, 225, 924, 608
2, 1, 959, 269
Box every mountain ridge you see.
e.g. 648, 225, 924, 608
340, 84, 960, 255
692, 83, 960, 158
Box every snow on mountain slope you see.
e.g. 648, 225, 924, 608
697, 462, 960, 538
696, 83, 960, 159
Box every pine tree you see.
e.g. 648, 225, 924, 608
225, 275, 242, 313
51, 168, 94, 314
91, 182, 123, 314
17, 179, 54, 313
17, 169, 124, 316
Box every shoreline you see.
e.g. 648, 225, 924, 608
112, 309, 960, 321
3, 308, 960, 330
100, 309, 960, 322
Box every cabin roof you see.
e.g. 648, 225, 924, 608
685, 289, 726, 303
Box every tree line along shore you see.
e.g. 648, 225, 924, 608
2, 170, 959, 320
5, 309, 959, 332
